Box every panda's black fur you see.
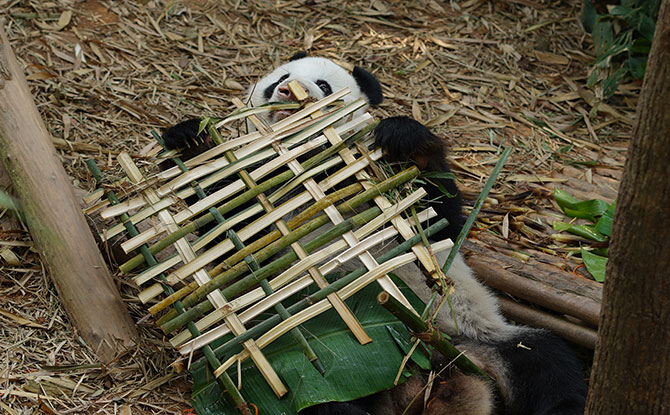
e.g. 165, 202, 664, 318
162, 53, 587, 415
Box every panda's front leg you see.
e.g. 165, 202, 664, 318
374, 116, 465, 243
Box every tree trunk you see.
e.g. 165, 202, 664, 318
0, 26, 137, 362
585, 1, 670, 413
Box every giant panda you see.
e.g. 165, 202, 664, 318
162, 52, 587, 415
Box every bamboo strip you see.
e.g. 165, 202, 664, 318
212, 239, 453, 378
187, 219, 449, 370
171, 205, 435, 348
114, 115, 372, 260
86, 160, 252, 414
117, 152, 287, 398
152, 166, 420, 323
101, 99, 365, 221
290, 81, 414, 310
231, 98, 370, 345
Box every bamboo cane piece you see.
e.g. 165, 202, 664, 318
377, 291, 489, 379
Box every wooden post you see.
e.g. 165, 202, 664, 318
0, 25, 137, 361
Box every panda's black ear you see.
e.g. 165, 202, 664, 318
353, 66, 383, 106
289, 51, 308, 61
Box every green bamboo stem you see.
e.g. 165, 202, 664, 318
377, 291, 489, 379
85, 159, 251, 415
441, 147, 512, 275
160, 205, 381, 334
120, 121, 378, 273
150, 166, 419, 318
188, 218, 449, 371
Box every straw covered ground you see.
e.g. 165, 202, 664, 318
0, 0, 634, 413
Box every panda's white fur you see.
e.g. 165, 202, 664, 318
248, 57, 368, 107
162, 54, 587, 415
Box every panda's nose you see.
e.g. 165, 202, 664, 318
277, 84, 297, 101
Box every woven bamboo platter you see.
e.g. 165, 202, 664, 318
85, 82, 453, 412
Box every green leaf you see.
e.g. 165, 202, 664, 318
592, 19, 615, 56
581, 248, 608, 282
595, 201, 616, 236
553, 222, 609, 242
554, 189, 611, 222
581, 0, 598, 32
553, 188, 580, 210
197, 117, 210, 135
191, 277, 427, 415
603, 65, 629, 99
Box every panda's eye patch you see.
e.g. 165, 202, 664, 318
316, 80, 332, 96
262, 74, 290, 100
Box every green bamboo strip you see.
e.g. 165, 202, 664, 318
377, 291, 490, 379
213, 109, 370, 345
85, 160, 251, 415
148, 183, 361, 315
187, 218, 449, 370
153, 130, 326, 376
150, 166, 418, 316
120, 122, 377, 273
171, 212, 435, 350
441, 147, 512, 275
159, 205, 381, 334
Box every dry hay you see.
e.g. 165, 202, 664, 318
0, 0, 633, 413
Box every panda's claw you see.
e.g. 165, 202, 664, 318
162, 118, 205, 150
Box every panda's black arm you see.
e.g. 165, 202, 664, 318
374, 116, 465, 243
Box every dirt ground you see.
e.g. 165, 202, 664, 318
0, 0, 634, 413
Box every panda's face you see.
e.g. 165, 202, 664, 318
247, 56, 382, 125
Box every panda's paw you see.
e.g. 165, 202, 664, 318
374, 116, 447, 170
162, 118, 208, 150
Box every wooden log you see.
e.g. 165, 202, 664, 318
0, 25, 137, 361
498, 297, 597, 349
463, 240, 601, 327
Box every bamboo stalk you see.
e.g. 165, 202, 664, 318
186, 219, 448, 367
0, 26, 137, 362
377, 291, 489, 379
85, 159, 251, 415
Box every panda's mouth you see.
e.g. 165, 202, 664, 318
274, 109, 296, 121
